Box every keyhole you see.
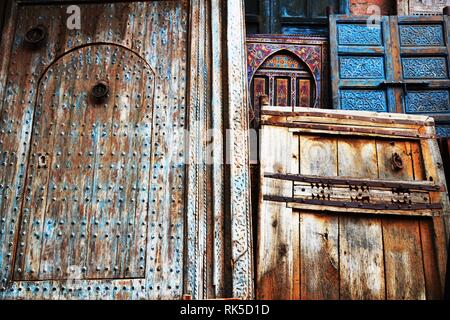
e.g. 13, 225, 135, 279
391, 152, 404, 171
91, 81, 110, 103
24, 25, 47, 48
38, 155, 47, 168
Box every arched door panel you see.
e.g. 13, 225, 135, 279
14, 44, 155, 281
252, 52, 316, 109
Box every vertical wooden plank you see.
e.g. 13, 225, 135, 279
386, 16, 404, 113
298, 79, 310, 107
339, 215, 386, 300
420, 127, 450, 290
337, 138, 378, 179
257, 126, 298, 299
328, 14, 340, 109
419, 218, 444, 299
383, 217, 426, 300
409, 141, 425, 181
338, 136, 385, 300
299, 135, 339, 300
300, 212, 339, 300
291, 134, 300, 300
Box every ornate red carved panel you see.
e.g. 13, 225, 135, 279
246, 35, 328, 123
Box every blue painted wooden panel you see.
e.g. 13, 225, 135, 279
402, 57, 448, 79
337, 24, 382, 46
399, 24, 444, 47
398, 18, 450, 130
340, 90, 388, 112
405, 91, 450, 114
339, 56, 385, 79
330, 16, 391, 112
436, 125, 450, 138
330, 15, 450, 136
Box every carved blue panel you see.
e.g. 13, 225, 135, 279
340, 56, 385, 79
399, 25, 444, 47
436, 126, 450, 138
340, 90, 387, 112
405, 91, 449, 113
402, 57, 448, 79
337, 24, 382, 46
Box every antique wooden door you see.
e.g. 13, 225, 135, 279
0, 0, 189, 299
257, 107, 449, 299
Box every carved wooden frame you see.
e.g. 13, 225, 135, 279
0, 0, 253, 300
184, 0, 253, 300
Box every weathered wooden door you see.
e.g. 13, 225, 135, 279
0, 0, 189, 299
257, 107, 449, 299
329, 14, 450, 137
397, 0, 449, 15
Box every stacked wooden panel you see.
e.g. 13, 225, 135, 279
257, 107, 449, 299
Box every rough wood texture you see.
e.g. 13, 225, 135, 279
383, 217, 426, 300
256, 126, 299, 299
257, 107, 449, 300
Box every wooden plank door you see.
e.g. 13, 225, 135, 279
0, 0, 188, 299
257, 108, 449, 300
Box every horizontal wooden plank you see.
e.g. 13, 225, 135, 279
401, 47, 448, 55
337, 46, 385, 54
261, 107, 434, 127
261, 121, 431, 139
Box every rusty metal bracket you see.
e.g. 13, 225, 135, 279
264, 172, 443, 192
263, 194, 442, 211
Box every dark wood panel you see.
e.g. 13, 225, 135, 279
245, 0, 349, 35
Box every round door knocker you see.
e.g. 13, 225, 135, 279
391, 152, 404, 171
24, 25, 47, 48
91, 81, 110, 103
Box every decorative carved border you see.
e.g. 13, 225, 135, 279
186, 0, 254, 299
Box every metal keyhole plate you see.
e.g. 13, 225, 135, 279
91, 81, 110, 102
391, 152, 404, 171
24, 25, 47, 48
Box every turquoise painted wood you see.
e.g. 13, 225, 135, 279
329, 15, 450, 137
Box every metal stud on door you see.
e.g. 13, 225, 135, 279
13, 44, 155, 281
